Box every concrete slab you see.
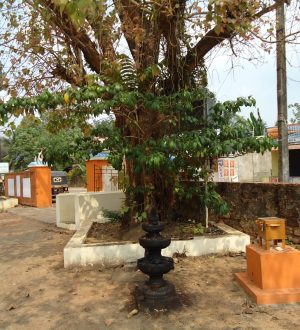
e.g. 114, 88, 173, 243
64, 221, 250, 268
0, 197, 18, 211
56, 193, 77, 229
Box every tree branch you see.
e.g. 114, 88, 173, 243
40, 0, 102, 73
158, 0, 187, 91
182, 0, 287, 76
114, 0, 141, 63
51, 63, 86, 87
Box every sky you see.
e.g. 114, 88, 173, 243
207, 40, 300, 128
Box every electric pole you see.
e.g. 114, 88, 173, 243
276, 1, 289, 182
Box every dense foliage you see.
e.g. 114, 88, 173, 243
1, 84, 276, 221
6, 115, 87, 171
0, 137, 10, 161
0, 0, 289, 222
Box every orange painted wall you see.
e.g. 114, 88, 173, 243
86, 159, 109, 192
32, 167, 52, 207
4, 166, 52, 208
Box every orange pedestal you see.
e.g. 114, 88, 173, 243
235, 244, 300, 304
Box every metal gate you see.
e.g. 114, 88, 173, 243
94, 165, 120, 192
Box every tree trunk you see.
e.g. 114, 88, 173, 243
116, 104, 177, 224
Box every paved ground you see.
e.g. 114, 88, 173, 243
7, 187, 87, 225
8, 206, 56, 224
0, 206, 299, 330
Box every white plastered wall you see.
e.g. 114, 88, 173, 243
56, 191, 125, 230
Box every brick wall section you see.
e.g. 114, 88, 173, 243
211, 182, 300, 244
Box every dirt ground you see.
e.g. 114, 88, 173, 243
86, 221, 225, 243
0, 207, 299, 330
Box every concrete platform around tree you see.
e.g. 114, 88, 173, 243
56, 191, 125, 230
64, 221, 250, 268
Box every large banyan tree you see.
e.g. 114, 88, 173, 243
0, 1, 297, 222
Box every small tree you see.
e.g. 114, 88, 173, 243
289, 103, 300, 124
247, 110, 266, 136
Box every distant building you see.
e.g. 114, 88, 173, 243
215, 152, 272, 183
267, 124, 300, 181
215, 125, 300, 183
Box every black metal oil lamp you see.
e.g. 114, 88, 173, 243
135, 208, 179, 311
